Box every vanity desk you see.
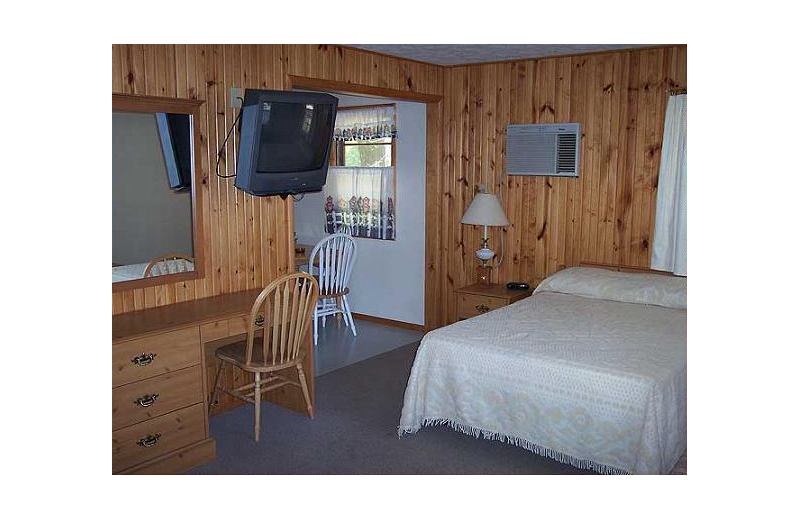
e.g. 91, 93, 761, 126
112, 288, 316, 474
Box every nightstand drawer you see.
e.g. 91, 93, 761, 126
112, 365, 204, 431
112, 403, 205, 473
457, 293, 506, 320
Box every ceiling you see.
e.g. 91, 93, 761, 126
347, 44, 655, 66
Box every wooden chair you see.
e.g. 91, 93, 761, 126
307, 233, 358, 345
143, 253, 194, 277
208, 272, 319, 441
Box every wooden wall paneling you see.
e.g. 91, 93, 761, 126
583, 55, 600, 266
630, 50, 648, 267
596, 55, 611, 266
607, 54, 623, 267
438, 68, 454, 327
113, 44, 685, 332
193, 44, 211, 302
228, 45, 244, 293
425, 99, 442, 329
505, 62, 521, 285
204, 45, 221, 299
643, 49, 666, 267
466, 65, 479, 294
496, 62, 511, 284
619, 51, 638, 266
566, 57, 584, 270
112, 45, 123, 92
521, 61, 536, 285
537, 57, 555, 281
613, 52, 631, 268
174, 46, 189, 306
554, 57, 572, 273
215, 45, 232, 297
454, 67, 470, 323
436, 45, 685, 309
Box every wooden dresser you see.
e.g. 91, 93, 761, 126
455, 283, 535, 321
112, 288, 315, 474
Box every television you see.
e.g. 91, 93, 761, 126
235, 89, 338, 197
155, 112, 193, 191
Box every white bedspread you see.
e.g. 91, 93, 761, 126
398, 291, 687, 474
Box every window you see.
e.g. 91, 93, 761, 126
324, 104, 397, 241
341, 137, 393, 167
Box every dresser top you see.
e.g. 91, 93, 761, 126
113, 288, 264, 342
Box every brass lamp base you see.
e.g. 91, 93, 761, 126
476, 265, 491, 285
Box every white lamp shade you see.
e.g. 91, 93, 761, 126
460, 193, 510, 226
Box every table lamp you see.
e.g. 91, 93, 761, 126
461, 185, 510, 270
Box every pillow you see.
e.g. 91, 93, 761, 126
533, 267, 687, 309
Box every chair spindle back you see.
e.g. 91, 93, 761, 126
245, 272, 319, 367
309, 233, 357, 297
144, 254, 194, 278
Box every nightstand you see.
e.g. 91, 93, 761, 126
455, 283, 535, 321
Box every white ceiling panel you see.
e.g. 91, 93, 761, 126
347, 44, 657, 66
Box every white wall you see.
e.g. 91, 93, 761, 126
112, 112, 193, 265
294, 94, 426, 325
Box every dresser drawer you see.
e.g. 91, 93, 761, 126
113, 327, 201, 388
112, 403, 205, 473
112, 365, 204, 431
457, 293, 506, 320
228, 313, 265, 336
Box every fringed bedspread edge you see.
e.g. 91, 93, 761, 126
398, 418, 630, 475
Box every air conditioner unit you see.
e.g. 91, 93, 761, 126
506, 123, 581, 177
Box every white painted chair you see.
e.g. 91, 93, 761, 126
307, 233, 358, 344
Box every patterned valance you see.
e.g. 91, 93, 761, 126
333, 105, 396, 142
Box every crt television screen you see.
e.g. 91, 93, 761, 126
256, 101, 334, 173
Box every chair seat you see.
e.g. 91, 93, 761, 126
215, 339, 302, 372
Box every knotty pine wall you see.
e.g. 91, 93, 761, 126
111, 44, 686, 329
429, 45, 687, 326
111, 44, 443, 315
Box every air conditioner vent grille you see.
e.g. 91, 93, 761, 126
556, 133, 577, 174
506, 123, 580, 177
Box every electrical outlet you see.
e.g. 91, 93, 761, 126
230, 88, 243, 109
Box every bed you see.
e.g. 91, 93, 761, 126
398, 266, 687, 475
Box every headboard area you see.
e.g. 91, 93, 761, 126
579, 262, 686, 278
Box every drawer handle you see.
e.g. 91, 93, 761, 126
134, 393, 159, 408
475, 304, 490, 313
255, 314, 265, 327
131, 352, 157, 366
137, 433, 161, 448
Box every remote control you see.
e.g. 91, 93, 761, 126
506, 282, 530, 291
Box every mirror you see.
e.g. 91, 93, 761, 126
112, 94, 205, 292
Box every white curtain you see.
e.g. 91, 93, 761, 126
651, 94, 687, 276
334, 105, 396, 141
324, 167, 395, 240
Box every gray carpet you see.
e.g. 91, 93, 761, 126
188, 341, 592, 474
